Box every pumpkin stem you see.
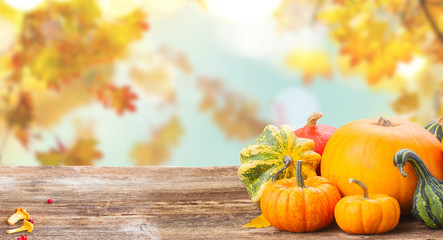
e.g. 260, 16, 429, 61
349, 178, 369, 199
306, 112, 324, 127
271, 155, 293, 182
376, 117, 393, 127
295, 160, 306, 188
438, 116, 443, 125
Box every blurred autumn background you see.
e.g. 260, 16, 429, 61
0, 0, 441, 166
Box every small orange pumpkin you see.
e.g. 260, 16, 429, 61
334, 179, 400, 234
261, 159, 341, 232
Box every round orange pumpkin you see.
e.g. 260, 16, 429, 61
261, 160, 341, 232
321, 117, 443, 214
334, 179, 400, 234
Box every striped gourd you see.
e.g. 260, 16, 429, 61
394, 149, 443, 229
238, 125, 321, 202
424, 117, 443, 142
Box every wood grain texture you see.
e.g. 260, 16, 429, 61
0, 166, 440, 240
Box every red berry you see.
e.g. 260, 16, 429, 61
21, 236, 27, 240
48, 198, 53, 204
29, 219, 34, 223
17, 238, 20, 240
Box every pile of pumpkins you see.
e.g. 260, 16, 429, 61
238, 113, 443, 234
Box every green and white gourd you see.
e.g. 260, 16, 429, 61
238, 125, 321, 202
424, 117, 443, 142
394, 149, 443, 229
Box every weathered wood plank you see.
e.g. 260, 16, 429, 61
0, 166, 440, 239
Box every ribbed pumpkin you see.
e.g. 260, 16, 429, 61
334, 179, 400, 234
239, 125, 321, 202
394, 149, 443, 229
424, 116, 443, 142
261, 161, 341, 232
321, 117, 443, 214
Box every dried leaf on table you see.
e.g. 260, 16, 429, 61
242, 214, 271, 229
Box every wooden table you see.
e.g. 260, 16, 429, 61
0, 166, 441, 239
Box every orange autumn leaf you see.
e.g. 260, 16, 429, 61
242, 214, 271, 229
5, 92, 33, 130
4, 92, 33, 149
198, 77, 269, 141
36, 137, 102, 166
64, 138, 103, 165
97, 85, 138, 115
131, 116, 183, 166
32, 64, 113, 128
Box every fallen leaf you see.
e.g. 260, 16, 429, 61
242, 214, 271, 229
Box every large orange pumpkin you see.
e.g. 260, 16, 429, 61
321, 117, 443, 214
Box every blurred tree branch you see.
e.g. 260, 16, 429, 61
420, 0, 443, 43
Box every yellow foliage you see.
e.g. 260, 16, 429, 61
0, 0, 148, 150
285, 49, 332, 85
0, 0, 23, 26
36, 138, 102, 166
320, 3, 415, 85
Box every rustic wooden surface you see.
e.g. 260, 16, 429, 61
0, 166, 441, 239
